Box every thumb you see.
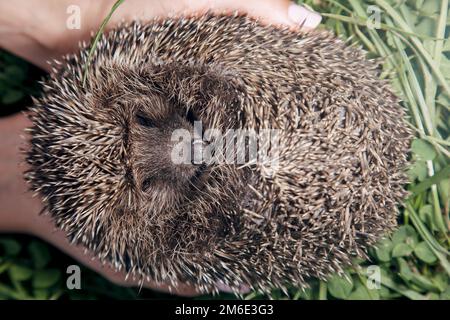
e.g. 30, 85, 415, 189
207, 0, 322, 29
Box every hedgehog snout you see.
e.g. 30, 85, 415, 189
133, 108, 206, 194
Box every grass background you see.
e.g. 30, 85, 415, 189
0, 0, 448, 300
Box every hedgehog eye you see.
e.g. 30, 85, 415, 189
135, 112, 156, 128
141, 177, 153, 191
185, 109, 198, 125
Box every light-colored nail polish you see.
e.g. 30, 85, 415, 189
287, 3, 322, 29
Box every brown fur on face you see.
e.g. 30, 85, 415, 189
25, 13, 412, 294
130, 94, 202, 208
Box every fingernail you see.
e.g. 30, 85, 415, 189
287, 3, 322, 29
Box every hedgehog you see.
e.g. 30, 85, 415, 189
25, 13, 412, 294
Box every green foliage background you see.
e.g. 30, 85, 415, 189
0, 0, 448, 300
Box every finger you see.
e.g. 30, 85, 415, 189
201, 0, 322, 29
0, 34, 54, 72
103, 271, 202, 297
108, 0, 321, 30
215, 282, 251, 295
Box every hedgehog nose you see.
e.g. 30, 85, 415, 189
191, 138, 205, 165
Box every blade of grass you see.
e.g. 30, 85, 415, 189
380, 274, 428, 300
388, 27, 435, 136
410, 165, 450, 195
352, 24, 376, 53
407, 203, 450, 258
318, 281, 327, 300
0, 283, 28, 300
374, 0, 450, 96
386, 19, 447, 234
321, 13, 442, 40
82, 0, 125, 87
434, 0, 447, 66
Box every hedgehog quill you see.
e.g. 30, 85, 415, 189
25, 13, 412, 294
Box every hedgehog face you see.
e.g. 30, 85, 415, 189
129, 94, 206, 209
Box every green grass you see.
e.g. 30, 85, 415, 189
0, 0, 448, 300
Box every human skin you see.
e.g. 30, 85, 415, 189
0, 0, 321, 296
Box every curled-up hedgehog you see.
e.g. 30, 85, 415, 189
25, 13, 412, 294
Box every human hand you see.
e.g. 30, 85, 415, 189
0, 0, 321, 71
